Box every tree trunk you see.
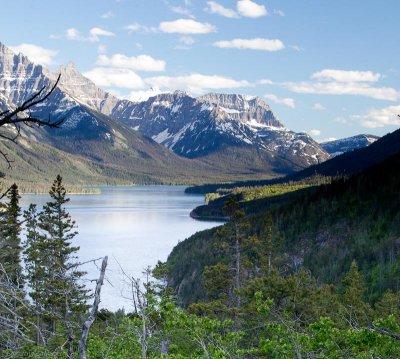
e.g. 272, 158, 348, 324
142, 313, 147, 359
78, 256, 108, 359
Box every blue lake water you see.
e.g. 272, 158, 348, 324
20, 186, 220, 311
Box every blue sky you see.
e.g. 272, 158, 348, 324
1, 0, 400, 141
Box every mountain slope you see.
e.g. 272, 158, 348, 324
165, 149, 400, 305
57, 62, 120, 115
1, 42, 272, 185
110, 91, 329, 171
0, 42, 331, 183
321, 134, 379, 156
186, 126, 400, 194
289, 128, 400, 180
46, 55, 330, 173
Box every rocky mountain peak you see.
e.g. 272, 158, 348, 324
197, 92, 283, 128
321, 134, 380, 157
56, 62, 119, 115
0, 42, 14, 56
199, 93, 261, 109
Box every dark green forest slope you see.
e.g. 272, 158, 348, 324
166, 150, 400, 306
186, 127, 400, 195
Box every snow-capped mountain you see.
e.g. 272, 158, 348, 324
0, 42, 227, 185
41, 51, 329, 168
57, 62, 120, 115
110, 92, 329, 167
0, 40, 330, 183
321, 134, 379, 157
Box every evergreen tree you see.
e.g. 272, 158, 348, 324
23, 204, 47, 345
0, 184, 26, 351
340, 260, 372, 326
24, 175, 88, 342
0, 184, 23, 287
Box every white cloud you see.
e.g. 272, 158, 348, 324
100, 11, 115, 19
98, 45, 107, 54
124, 23, 158, 34
290, 45, 301, 52
273, 9, 285, 16
237, 0, 268, 18
284, 81, 399, 101
89, 27, 115, 42
179, 36, 195, 45
312, 103, 327, 111
257, 79, 274, 85
83, 67, 145, 89
128, 87, 165, 102
66, 27, 115, 42
97, 54, 166, 72
264, 94, 295, 108
10, 43, 58, 66
353, 105, 400, 128
49, 34, 62, 40
214, 38, 284, 51
319, 137, 337, 143
309, 129, 321, 136
170, 6, 193, 17
159, 19, 216, 34
205, 1, 239, 18
125, 23, 142, 33
145, 74, 251, 94
66, 28, 81, 40
311, 69, 381, 83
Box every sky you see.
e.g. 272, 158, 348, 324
0, 0, 399, 141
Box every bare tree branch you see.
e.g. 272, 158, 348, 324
78, 256, 108, 359
0, 74, 63, 167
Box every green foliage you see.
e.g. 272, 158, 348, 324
167, 152, 400, 306
22, 175, 89, 350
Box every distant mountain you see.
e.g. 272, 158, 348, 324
0, 41, 331, 186
288, 128, 400, 181
110, 91, 329, 171
321, 134, 379, 156
47, 56, 330, 172
57, 62, 120, 116
186, 127, 400, 194
0, 42, 224, 186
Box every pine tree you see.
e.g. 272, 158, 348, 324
223, 198, 245, 308
340, 260, 372, 326
24, 175, 88, 344
0, 183, 23, 287
23, 204, 47, 345
0, 184, 24, 351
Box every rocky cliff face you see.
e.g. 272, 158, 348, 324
321, 134, 379, 157
110, 91, 330, 166
57, 62, 120, 115
198, 93, 282, 128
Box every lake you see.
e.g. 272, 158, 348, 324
20, 186, 221, 311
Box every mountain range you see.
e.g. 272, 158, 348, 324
0, 42, 379, 188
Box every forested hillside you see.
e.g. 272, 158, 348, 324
167, 150, 400, 306
186, 127, 400, 195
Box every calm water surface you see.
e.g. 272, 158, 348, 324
20, 186, 220, 311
